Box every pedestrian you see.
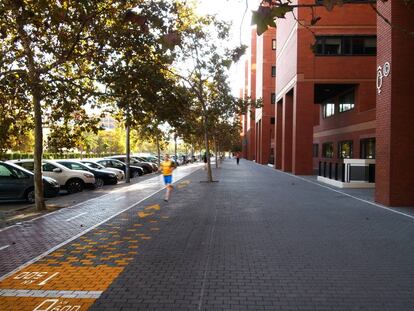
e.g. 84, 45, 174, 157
160, 154, 175, 202
236, 152, 240, 165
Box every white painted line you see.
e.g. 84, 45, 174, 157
114, 196, 126, 201
0, 166, 202, 281
0, 245, 10, 251
65, 212, 87, 222
0, 288, 103, 299
264, 165, 414, 221
0, 164, 202, 233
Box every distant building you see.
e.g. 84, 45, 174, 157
100, 115, 117, 130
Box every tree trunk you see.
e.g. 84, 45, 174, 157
156, 135, 161, 168
174, 133, 177, 159
203, 115, 213, 182
33, 92, 45, 211
214, 137, 218, 169
125, 122, 131, 183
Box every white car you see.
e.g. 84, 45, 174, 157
10, 159, 95, 194
81, 160, 125, 181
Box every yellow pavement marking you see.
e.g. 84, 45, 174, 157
144, 204, 161, 211
0, 264, 124, 291
177, 180, 191, 189
0, 297, 95, 311
138, 211, 154, 218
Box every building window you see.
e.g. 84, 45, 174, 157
270, 117, 275, 125
271, 66, 276, 77
271, 93, 276, 104
322, 142, 334, 158
360, 138, 376, 159
313, 144, 319, 157
272, 39, 276, 50
315, 36, 376, 56
339, 90, 355, 112
338, 141, 353, 159
323, 102, 335, 118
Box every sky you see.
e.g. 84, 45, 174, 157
195, 0, 260, 96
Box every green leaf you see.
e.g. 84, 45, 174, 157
271, 4, 293, 18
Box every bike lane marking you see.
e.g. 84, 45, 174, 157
0, 166, 201, 310
0, 200, 165, 310
66, 213, 87, 222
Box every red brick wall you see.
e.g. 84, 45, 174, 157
256, 28, 276, 164
376, 0, 414, 206
275, 101, 283, 169
275, 0, 376, 175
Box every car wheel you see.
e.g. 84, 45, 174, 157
94, 178, 104, 189
26, 188, 35, 204
66, 179, 84, 194
131, 170, 139, 178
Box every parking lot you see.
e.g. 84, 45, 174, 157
0, 170, 160, 229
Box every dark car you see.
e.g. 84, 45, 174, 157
133, 156, 158, 172
108, 155, 153, 174
57, 160, 118, 188
0, 161, 60, 203
96, 159, 144, 178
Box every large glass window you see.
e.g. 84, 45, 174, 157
339, 90, 355, 112
322, 142, 334, 158
323, 102, 335, 118
315, 36, 376, 56
361, 138, 376, 159
338, 141, 353, 159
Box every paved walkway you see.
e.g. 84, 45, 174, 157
0, 160, 413, 310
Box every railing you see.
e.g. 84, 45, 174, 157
318, 159, 375, 183
318, 161, 345, 182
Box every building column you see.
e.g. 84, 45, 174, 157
376, 0, 414, 206
275, 100, 283, 169
292, 82, 314, 175
282, 91, 293, 172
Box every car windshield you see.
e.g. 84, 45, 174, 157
84, 162, 102, 169
59, 162, 89, 171
0, 163, 28, 179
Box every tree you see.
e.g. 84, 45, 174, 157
0, 73, 33, 157
1, 1, 135, 210
169, 11, 249, 181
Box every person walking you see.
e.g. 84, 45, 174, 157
160, 154, 175, 202
236, 152, 240, 165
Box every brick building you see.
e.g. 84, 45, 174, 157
255, 28, 276, 165
241, 29, 258, 161
240, 1, 414, 206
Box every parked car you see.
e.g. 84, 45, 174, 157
133, 156, 158, 172
56, 160, 118, 188
96, 158, 144, 178
11, 159, 95, 194
108, 155, 153, 174
80, 160, 125, 181
0, 161, 60, 203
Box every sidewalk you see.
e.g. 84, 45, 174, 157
1, 159, 414, 310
